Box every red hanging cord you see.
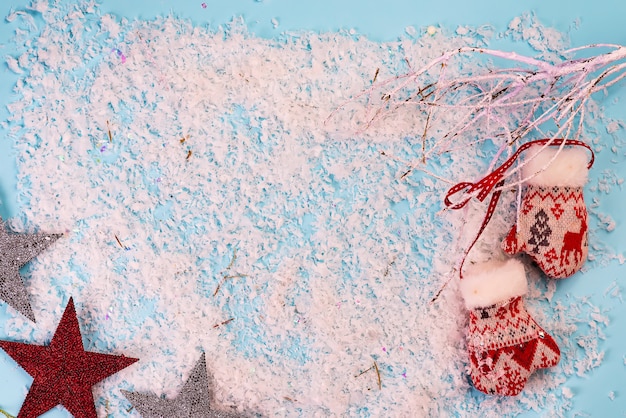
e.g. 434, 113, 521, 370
444, 138, 594, 280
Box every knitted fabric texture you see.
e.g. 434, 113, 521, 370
467, 296, 561, 396
502, 185, 588, 278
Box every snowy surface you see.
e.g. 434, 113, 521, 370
1, 1, 622, 417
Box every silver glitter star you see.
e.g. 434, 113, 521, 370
0, 218, 61, 322
122, 353, 246, 418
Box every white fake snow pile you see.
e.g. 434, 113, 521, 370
1, 1, 622, 417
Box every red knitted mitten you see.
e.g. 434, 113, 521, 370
460, 259, 560, 396
502, 146, 590, 278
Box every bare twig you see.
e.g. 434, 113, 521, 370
330, 44, 626, 198
213, 317, 235, 328
355, 361, 382, 390
213, 249, 247, 296
0, 408, 15, 418
373, 361, 382, 390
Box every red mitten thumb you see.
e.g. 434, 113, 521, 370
502, 224, 521, 255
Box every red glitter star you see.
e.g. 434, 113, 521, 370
0, 297, 139, 418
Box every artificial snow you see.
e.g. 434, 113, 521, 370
1, 1, 622, 417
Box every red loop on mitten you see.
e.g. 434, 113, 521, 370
444, 139, 593, 210
444, 139, 594, 279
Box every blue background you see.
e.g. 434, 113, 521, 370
1, 0, 625, 416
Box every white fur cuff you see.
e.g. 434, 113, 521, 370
460, 259, 527, 310
522, 145, 589, 187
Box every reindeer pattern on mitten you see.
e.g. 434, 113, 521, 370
503, 185, 588, 278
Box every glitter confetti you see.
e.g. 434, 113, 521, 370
111, 48, 127, 64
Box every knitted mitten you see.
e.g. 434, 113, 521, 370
502, 146, 590, 278
460, 259, 560, 396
